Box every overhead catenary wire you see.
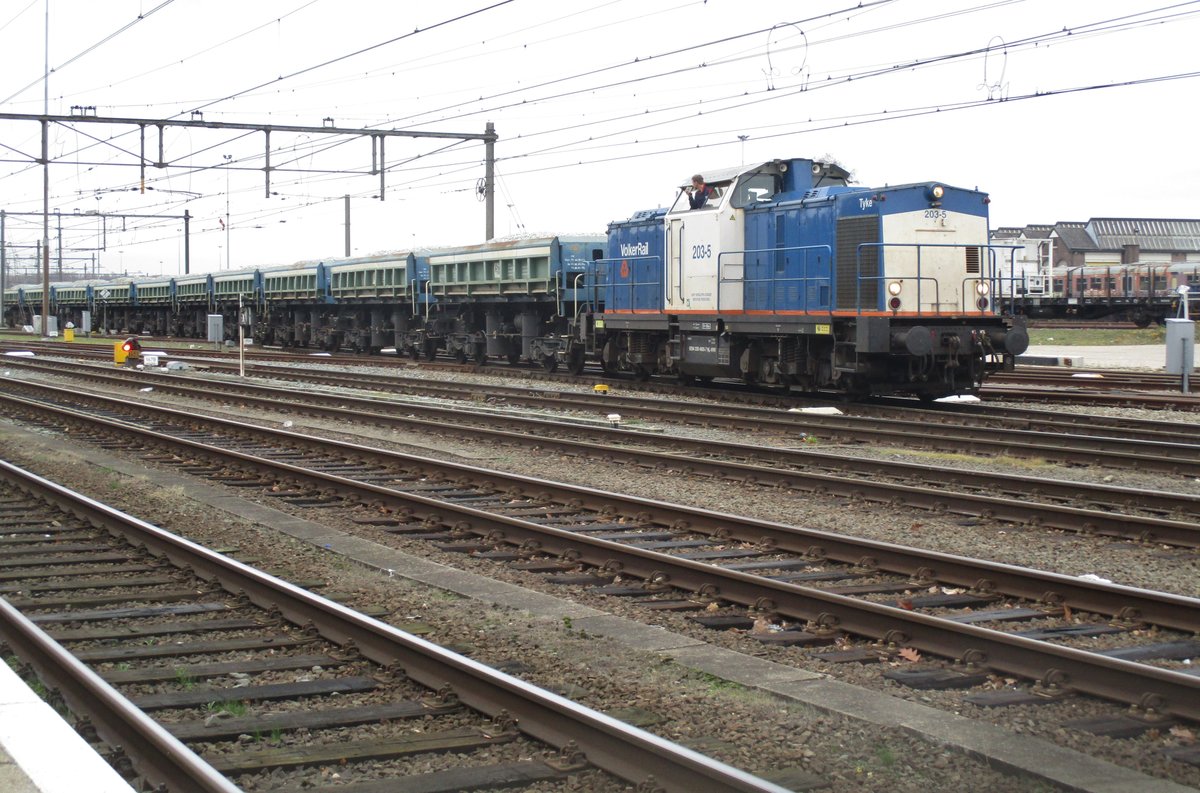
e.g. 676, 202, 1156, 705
2, 1, 1196, 269
12, 62, 1197, 263
0, 0, 181, 108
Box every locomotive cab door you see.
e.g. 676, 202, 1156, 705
665, 183, 745, 313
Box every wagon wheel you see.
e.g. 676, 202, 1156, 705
423, 339, 438, 360
506, 352, 522, 366
633, 365, 651, 382
454, 347, 468, 364
473, 346, 488, 366
542, 354, 559, 373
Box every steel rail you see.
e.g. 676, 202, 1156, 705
4, 371, 1198, 546
981, 385, 1200, 411
6, 339, 1198, 422
992, 370, 1183, 389
0, 460, 788, 793
9, 352, 1200, 501
2, 394, 1200, 722
0, 592, 240, 793
129, 361, 1200, 469
2, 383, 1198, 625
206, 358, 1200, 445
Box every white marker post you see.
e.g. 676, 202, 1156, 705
1165, 285, 1193, 394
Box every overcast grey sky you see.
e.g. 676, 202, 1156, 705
1, 0, 1197, 276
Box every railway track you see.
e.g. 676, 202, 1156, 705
4, 360, 1199, 548
1024, 322, 1148, 330
1, 377, 1198, 728
109, 355, 1200, 445
981, 384, 1199, 411
5, 337, 1197, 412
0, 459, 789, 793
991, 369, 1185, 391
6, 353, 1199, 478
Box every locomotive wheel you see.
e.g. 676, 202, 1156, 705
566, 347, 585, 376
474, 347, 487, 366
633, 365, 651, 382
454, 347, 468, 364
423, 339, 438, 360
542, 354, 559, 373
507, 352, 521, 365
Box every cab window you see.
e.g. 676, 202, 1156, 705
731, 174, 779, 208
670, 181, 730, 212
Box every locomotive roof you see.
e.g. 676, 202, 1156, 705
675, 164, 747, 187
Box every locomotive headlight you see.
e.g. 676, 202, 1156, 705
975, 281, 990, 296
929, 185, 945, 201
887, 280, 903, 296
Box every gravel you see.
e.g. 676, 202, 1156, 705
2, 357, 1199, 792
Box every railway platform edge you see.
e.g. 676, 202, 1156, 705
0, 655, 135, 793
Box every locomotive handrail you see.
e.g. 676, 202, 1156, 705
570, 271, 589, 321
957, 275, 998, 314
855, 242, 936, 314
565, 261, 602, 320
714, 244, 832, 313
987, 244, 1029, 302
675, 222, 686, 304
855, 241, 1004, 315
596, 256, 665, 312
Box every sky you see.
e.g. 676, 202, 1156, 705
0, 0, 1197, 278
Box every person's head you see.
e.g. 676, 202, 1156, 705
691, 174, 705, 188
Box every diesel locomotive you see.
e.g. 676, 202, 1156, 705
3, 156, 1028, 399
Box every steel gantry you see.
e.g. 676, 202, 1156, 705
0, 111, 499, 335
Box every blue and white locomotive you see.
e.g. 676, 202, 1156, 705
578, 158, 1027, 396
2, 156, 1027, 399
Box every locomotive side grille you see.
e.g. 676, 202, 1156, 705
835, 216, 880, 310
964, 245, 981, 274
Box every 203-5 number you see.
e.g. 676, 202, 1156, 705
691, 244, 712, 259
924, 210, 947, 219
